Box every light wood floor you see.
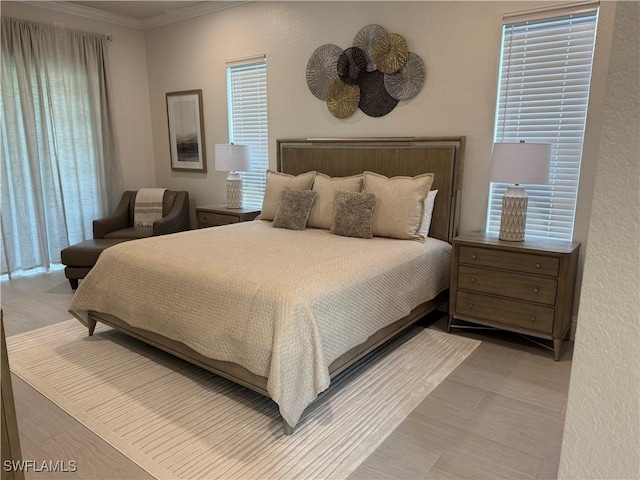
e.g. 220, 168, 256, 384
1, 271, 573, 479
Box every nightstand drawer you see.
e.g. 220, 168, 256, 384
458, 265, 557, 305
198, 212, 239, 226
459, 246, 559, 277
456, 291, 554, 333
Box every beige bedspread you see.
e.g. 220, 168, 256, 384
69, 221, 451, 427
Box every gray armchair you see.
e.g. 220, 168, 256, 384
93, 190, 190, 239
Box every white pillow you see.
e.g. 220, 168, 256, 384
307, 173, 363, 229
260, 170, 316, 221
417, 190, 438, 238
363, 171, 434, 240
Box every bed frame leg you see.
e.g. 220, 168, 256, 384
88, 318, 97, 336
282, 419, 294, 436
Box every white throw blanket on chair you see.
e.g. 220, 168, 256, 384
134, 188, 167, 227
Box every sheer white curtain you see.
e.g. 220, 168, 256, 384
1, 17, 122, 277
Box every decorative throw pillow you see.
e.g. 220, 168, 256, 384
272, 189, 318, 230
261, 170, 316, 221
307, 173, 363, 229
417, 190, 438, 238
330, 191, 377, 239
363, 171, 434, 240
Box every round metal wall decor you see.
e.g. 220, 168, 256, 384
358, 70, 399, 117
337, 47, 368, 85
384, 52, 426, 100
373, 33, 409, 74
326, 79, 360, 119
306, 44, 343, 101
353, 24, 388, 72
306, 25, 426, 118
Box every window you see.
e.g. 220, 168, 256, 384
487, 6, 599, 240
226, 56, 268, 208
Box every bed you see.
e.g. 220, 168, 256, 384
69, 136, 465, 434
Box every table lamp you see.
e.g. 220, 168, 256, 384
489, 141, 551, 241
215, 144, 251, 209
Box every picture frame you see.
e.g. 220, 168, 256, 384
166, 89, 207, 172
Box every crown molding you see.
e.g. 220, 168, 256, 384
144, 2, 251, 29
21, 1, 146, 29
19, 1, 252, 30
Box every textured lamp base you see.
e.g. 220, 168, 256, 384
499, 185, 528, 242
226, 172, 243, 209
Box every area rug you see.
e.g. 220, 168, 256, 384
7, 319, 479, 480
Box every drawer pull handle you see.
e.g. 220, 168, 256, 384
531, 316, 536, 322
533, 288, 539, 294
471, 277, 476, 283
472, 254, 477, 260
536, 263, 541, 269
469, 304, 474, 309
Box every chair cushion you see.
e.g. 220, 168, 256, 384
61, 239, 131, 267
104, 227, 153, 240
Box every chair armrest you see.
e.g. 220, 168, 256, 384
153, 192, 190, 235
93, 195, 130, 238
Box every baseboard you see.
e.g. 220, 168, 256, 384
570, 315, 578, 340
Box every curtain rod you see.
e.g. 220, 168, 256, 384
503, 0, 599, 21
5, 16, 113, 41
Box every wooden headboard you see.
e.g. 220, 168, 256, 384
277, 137, 465, 243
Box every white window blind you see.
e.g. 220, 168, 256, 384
487, 7, 599, 240
227, 56, 268, 208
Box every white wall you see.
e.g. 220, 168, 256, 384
145, 0, 525, 229
558, 1, 640, 478
144, 1, 615, 312
1, 1, 156, 191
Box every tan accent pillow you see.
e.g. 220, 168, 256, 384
307, 173, 363, 229
363, 171, 434, 240
260, 170, 316, 221
330, 191, 377, 239
272, 189, 317, 230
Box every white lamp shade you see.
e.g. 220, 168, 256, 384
489, 142, 551, 184
215, 144, 251, 172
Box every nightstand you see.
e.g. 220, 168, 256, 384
196, 205, 260, 228
448, 232, 580, 360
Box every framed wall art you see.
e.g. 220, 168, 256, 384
166, 89, 207, 172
